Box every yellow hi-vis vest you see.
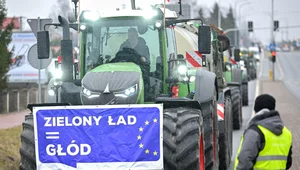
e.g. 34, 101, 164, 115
234, 125, 292, 170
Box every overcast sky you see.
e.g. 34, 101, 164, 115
6, 0, 300, 45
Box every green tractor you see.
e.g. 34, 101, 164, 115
223, 46, 244, 130
232, 48, 249, 106
173, 23, 234, 169
240, 48, 257, 80
19, 1, 233, 170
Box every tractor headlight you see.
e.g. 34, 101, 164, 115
178, 65, 187, 75
83, 11, 100, 21
143, 9, 158, 19
80, 24, 87, 31
48, 89, 55, 96
53, 80, 63, 87
189, 76, 196, 82
155, 20, 162, 29
51, 69, 62, 79
114, 84, 138, 98
82, 87, 100, 98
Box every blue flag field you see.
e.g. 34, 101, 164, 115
33, 104, 163, 170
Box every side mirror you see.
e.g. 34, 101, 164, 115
68, 12, 77, 23
37, 31, 50, 59
198, 25, 211, 54
234, 49, 241, 62
217, 35, 230, 52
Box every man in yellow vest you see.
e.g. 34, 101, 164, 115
234, 94, 293, 170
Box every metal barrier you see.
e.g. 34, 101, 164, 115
0, 87, 47, 114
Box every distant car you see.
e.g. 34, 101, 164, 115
249, 46, 260, 61
276, 47, 282, 52
282, 45, 290, 52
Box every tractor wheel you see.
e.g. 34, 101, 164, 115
19, 114, 36, 170
231, 86, 243, 130
219, 95, 233, 170
201, 98, 219, 169
163, 107, 205, 170
242, 83, 249, 106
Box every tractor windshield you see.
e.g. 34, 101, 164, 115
83, 17, 161, 74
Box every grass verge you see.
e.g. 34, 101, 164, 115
0, 125, 22, 170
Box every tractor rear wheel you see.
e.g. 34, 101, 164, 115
219, 95, 233, 170
231, 86, 243, 130
242, 83, 249, 106
19, 114, 36, 170
163, 107, 205, 170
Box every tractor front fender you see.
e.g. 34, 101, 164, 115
217, 87, 231, 103
194, 69, 217, 104
155, 97, 202, 110
226, 82, 240, 87
232, 68, 243, 84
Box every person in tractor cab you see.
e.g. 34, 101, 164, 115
119, 27, 150, 63
116, 27, 151, 100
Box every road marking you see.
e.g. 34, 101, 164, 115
258, 53, 265, 78
251, 79, 260, 117
276, 55, 284, 81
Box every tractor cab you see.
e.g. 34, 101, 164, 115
78, 9, 166, 103
40, 6, 207, 106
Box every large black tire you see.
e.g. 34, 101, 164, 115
163, 107, 206, 170
19, 114, 36, 170
242, 83, 249, 106
231, 86, 243, 130
201, 98, 219, 169
219, 95, 233, 170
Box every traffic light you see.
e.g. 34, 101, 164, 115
271, 51, 276, 62
248, 21, 253, 32
274, 20, 279, 31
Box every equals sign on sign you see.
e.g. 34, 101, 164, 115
45, 132, 60, 139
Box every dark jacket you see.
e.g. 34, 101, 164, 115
119, 37, 150, 62
236, 109, 293, 170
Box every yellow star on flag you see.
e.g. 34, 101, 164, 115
139, 127, 143, 132
153, 151, 158, 156
145, 149, 150, 154
145, 120, 149, 125
153, 118, 158, 123
139, 143, 144, 148
137, 135, 142, 140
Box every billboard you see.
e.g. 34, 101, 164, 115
2, 17, 20, 29
7, 32, 49, 84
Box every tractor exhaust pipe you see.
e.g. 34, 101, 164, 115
58, 15, 73, 81
58, 15, 70, 40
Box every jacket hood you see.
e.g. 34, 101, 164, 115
247, 109, 284, 136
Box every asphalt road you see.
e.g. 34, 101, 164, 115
277, 51, 300, 102
258, 50, 300, 101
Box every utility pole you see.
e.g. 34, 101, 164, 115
271, 0, 275, 81
218, 0, 221, 28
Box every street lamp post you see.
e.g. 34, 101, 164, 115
218, 0, 221, 28
233, 0, 250, 47
271, 0, 275, 81
237, 2, 251, 47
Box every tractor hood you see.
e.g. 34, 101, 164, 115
80, 62, 144, 105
